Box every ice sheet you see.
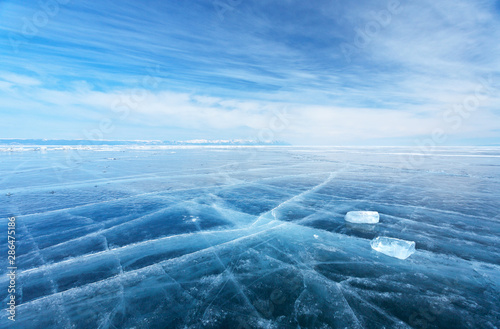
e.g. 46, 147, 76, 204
0, 146, 499, 328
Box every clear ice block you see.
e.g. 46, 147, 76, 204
344, 211, 380, 224
370, 236, 416, 259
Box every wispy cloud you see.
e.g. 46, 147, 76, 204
0, 0, 499, 144
0, 72, 41, 86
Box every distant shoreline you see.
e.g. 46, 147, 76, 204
0, 139, 290, 146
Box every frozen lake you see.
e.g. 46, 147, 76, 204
1, 146, 499, 328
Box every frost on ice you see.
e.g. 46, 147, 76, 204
370, 236, 416, 260
344, 211, 379, 224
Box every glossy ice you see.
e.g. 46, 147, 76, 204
0, 146, 499, 329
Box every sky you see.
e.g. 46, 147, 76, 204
0, 0, 499, 145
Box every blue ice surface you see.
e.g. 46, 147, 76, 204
0, 146, 499, 329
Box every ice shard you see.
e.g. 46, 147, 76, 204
370, 236, 416, 259
344, 211, 379, 224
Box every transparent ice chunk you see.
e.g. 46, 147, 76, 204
370, 236, 416, 259
344, 211, 379, 224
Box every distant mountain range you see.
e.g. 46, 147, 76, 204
0, 139, 290, 146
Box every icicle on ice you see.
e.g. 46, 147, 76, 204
344, 211, 380, 224
370, 236, 416, 260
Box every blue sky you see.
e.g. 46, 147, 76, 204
0, 0, 499, 145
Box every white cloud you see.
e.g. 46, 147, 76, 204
0, 81, 13, 90
0, 73, 42, 87
0, 0, 499, 144
2, 82, 496, 144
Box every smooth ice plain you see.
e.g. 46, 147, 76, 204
0, 146, 499, 329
